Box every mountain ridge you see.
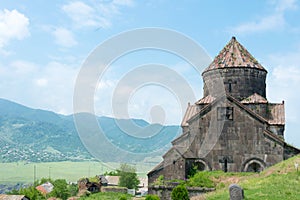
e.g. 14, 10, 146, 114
0, 98, 181, 163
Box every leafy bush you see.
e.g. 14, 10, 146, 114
118, 163, 140, 189
50, 179, 69, 200
68, 183, 79, 197
104, 170, 120, 176
9, 186, 45, 200
166, 179, 186, 185
119, 194, 128, 200
187, 164, 199, 178
171, 185, 189, 200
187, 171, 214, 188
89, 176, 100, 183
153, 175, 164, 185
145, 194, 160, 200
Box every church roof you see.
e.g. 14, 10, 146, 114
241, 93, 268, 104
147, 161, 164, 175
203, 37, 267, 73
181, 104, 199, 127
196, 95, 216, 104
182, 95, 216, 126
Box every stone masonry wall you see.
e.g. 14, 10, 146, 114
186, 98, 283, 172
203, 68, 267, 101
149, 185, 215, 200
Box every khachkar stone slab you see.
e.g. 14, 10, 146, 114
229, 184, 244, 200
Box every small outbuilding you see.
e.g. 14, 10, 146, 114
0, 194, 30, 200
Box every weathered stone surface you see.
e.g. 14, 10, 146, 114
148, 37, 300, 187
203, 68, 267, 101
148, 186, 215, 200
229, 184, 244, 200
101, 186, 127, 193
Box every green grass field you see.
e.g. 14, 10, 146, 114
0, 161, 155, 184
79, 192, 133, 200
205, 155, 300, 200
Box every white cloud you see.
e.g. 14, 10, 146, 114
52, 27, 77, 47
61, 0, 134, 29
113, 0, 134, 6
10, 60, 38, 74
97, 79, 116, 90
230, 0, 297, 34
264, 47, 300, 146
93, 63, 199, 125
275, 0, 297, 12
232, 14, 285, 34
62, 1, 111, 29
266, 49, 300, 123
0, 9, 30, 49
34, 78, 48, 87
0, 60, 79, 115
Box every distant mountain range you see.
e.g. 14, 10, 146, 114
0, 98, 181, 163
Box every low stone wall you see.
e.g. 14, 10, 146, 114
149, 185, 215, 200
101, 186, 127, 194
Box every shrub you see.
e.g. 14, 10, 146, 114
171, 185, 189, 200
188, 171, 214, 188
119, 194, 128, 200
17, 186, 45, 200
68, 183, 79, 196
153, 175, 164, 185
89, 176, 99, 183
187, 164, 199, 177
145, 194, 160, 200
104, 170, 120, 176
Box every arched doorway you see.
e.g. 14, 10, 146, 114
242, 158, 265, 172
246, 162, 262, 172
193, 162, 206, 171
185, 159, 210, 178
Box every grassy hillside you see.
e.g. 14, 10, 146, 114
79, 192, 133, 200
204, 155, 300, 200
0, 98, 180, 163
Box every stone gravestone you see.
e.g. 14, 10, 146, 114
229, 184, 244, 200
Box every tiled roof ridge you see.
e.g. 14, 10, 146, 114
203, 36, 267, 73
241, 93, 268, 104
196, 94, 216, 105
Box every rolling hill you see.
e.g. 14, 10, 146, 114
0, 98, 181, 163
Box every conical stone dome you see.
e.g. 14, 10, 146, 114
202, 37, 267, 101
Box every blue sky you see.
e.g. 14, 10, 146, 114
0, 0, 300, 146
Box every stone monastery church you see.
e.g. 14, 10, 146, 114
148, 37, 300, 183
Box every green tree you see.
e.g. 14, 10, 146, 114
171, 185, 189, 200
50, 179, 69, 200
145, 194, 160, 200
118, 163, 140, 190
104, 170, 120, 176
39, 177, 52, 184
68, 183, 79, 197
19, 186, 45, 200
